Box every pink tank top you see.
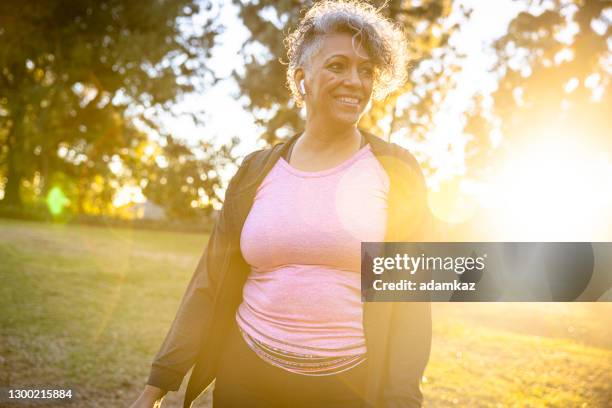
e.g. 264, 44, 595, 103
236, 144, 389, 367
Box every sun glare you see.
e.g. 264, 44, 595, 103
112, 185, 146, 208
481, 127, 612, 240
428, 124, 612, 241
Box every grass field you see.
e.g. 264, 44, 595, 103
1, 219, 610, 407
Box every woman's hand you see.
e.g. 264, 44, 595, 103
129, 385, 166, 408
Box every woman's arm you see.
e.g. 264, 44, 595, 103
129, 385, 166, 408
142, 151, 259, 393
145, 218, 229, 391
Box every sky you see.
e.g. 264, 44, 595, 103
159, 1, 258, 158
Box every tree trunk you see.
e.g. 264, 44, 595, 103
2, 109, 25, 208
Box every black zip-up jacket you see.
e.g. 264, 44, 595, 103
147, 131, 434, 408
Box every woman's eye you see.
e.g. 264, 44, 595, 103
360, 67, 374, 76
327, 62, 374, 77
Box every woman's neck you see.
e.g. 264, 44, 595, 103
300, 119, 361, 153
287, 118, 364, 170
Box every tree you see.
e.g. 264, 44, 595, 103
465, 0, 610, 177
140, 136, 238, 220
0, 0, 222, 213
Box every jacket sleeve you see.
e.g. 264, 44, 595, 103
383, 302, 432, 408
146, 152, 256, 393
383, 145, 434, 407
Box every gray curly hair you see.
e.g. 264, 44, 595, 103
284, 0, 409, 107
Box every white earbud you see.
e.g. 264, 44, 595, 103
299, 80, 306, 95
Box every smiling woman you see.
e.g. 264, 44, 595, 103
130, 2, 433, 408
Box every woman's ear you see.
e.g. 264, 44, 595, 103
294, 69, 306, 96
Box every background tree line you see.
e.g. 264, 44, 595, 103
0, 0, 231, 222
0, 0, 609, 225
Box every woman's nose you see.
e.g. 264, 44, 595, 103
343, 67, 362, 88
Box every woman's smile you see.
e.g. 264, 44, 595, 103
299, 32, 374, 127
334, 95, 361, 108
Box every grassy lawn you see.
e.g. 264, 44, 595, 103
1, 219, 610, 407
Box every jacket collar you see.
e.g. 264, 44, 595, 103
277, 128, 392, 161
234, 129, 398, 203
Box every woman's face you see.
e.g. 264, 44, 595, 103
300, 33, 375, 127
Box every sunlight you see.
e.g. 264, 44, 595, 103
428, 178, 479, 225
112, 185, 146, 208
481, 126, 612, 240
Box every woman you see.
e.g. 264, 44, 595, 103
131, 1, 432, 407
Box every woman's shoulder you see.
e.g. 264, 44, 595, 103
360, 129, 422, 173
239, 142, 284, 169
226, 142, 287, 194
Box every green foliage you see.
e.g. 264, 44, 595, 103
0, 0, 226, 219
142, 137, 238, 220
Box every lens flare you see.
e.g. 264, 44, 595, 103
46, 186, 70, 216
